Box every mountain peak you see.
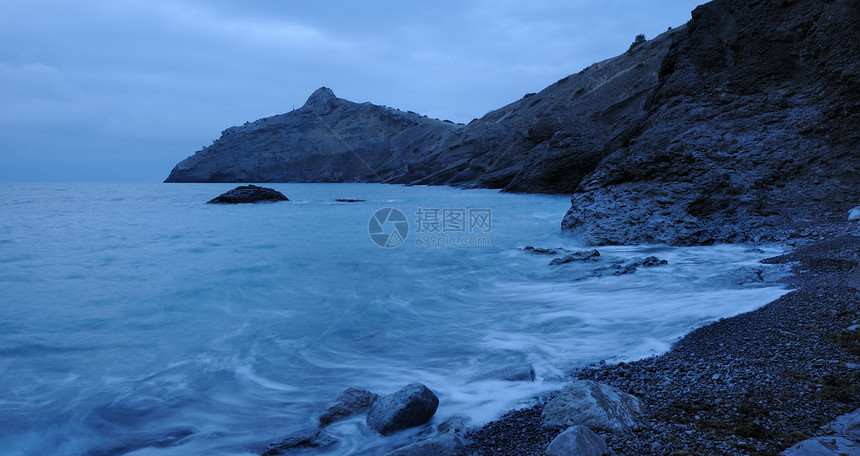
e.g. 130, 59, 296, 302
304, 87, 338, 113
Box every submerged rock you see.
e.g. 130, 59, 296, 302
541, 380, 641, 432
545, 425, 609, 456
469, 364, 536, 382
318, 386, 379, 426
261, 428, 337, 455
207, 185, 288, 204
549, 250, 601, 265
523, 246, 562, 255
366, 383, 439, 435
588, 256, 668, 278
384, 434, 467, 456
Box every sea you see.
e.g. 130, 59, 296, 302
0, 183, 789, 455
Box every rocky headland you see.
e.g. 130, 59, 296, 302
167, 0, 859, 454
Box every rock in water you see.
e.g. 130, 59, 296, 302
366, 383, 439, 435
468, 364, 536, 382
318, 387, 379, 426
849, 207, 860, 221
541, 380, 641, 433
261, 428, 337, 455
549, 250, 601, 265
545, 425, 609, 456
384, 434, 467, 456
207, 185, 288, 204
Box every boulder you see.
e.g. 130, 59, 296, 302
849, 207, 860, 221
207, 185, 288, 204
549, 250, 601, 265
541, 380, 641, 433
436, 415, 469, 435
545, 425, 609, 456
366, 383, 439, 435
469, 364, 536, 382
261, 428, 337, 455
781, 436, 860, 456
384, 434, 467, 456
318, 386, 379, 426
826, 408, 860, 441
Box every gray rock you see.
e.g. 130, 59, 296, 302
436, 415, 469, 435
261, 428, 337, 455
366, 383, 439, 435
587, 256, 668, 279
545, 425, 609, 456
207, 185, 288, 204
849, 207, 860, 221
469, 364, 536, 382
384, 434, 467, 456
318, 386, 379, 426
781, 436, 860, 456
541, 380, 641, 433
826, 408, 860, 440
550, 250, 601, 265
523, 246, 562, 255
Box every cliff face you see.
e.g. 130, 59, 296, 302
165, 28, 680, 194
562, 0, 860, 245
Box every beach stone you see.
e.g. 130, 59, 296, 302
261, 428, 337, 455
550, 250, 601, 265
384, 434, 467, 456
541, 380, 641, 432
469, 364, 536, 382
437, 415, 469, 435
367, 383, 439, 434
318, 386, 379, 426
207, 185, 288, 204
545, 425, 609, 456
826, 408, 860, 440
781, 436, 860, 455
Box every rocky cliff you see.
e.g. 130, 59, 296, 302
562, 0, 860, 245
167, 0, 858, 246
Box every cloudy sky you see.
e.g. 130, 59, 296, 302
0, 0, 702, 182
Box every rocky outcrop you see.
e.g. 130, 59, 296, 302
468, 364, 536, 382
366, 383, 439, 435
166, 29, 678, 194
317, 386, 379, 426
541, 380, 641, 433
260, 428, 337, 456
562, 0, 860, 245
206, 185, 288, 204
384, 434, 467, 456
545, 425, 609, 456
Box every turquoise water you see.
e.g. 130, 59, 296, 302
0, 183, 787, 455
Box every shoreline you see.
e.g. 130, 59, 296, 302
467, 230, 860, 455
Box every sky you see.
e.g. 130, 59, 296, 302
0, 0, 703, 182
